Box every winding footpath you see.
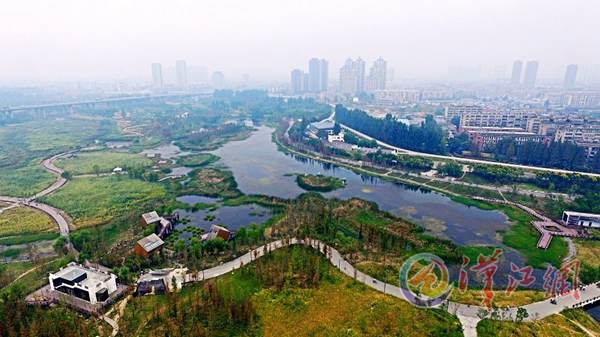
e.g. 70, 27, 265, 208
164, 237, 600, 337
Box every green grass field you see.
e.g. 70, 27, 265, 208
41, 176, 167, 228
0, 255, 73, 296
0, 206, 56, 237
56, 151, 153, 175
23, 117, 118, 152
0, 116, 122, 197
0, 162, 55, 197
0, 232, 60, 246
0, 117, 119, 165
499, 205, 568, 269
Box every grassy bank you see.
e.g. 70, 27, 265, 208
450, 195, 568, 268
175, 153, 219, 167
477, 309, 600, 337
41, 175, 167, 228
56, 151, 153, 175
295, 173, 346, 192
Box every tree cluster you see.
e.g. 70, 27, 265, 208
335, 105, 447, 154
491, 139, 591, 172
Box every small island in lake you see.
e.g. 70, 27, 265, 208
295, 174, 346, 192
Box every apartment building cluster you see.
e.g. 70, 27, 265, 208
338, 57, 388, 96
290, 58, 329, 95
373, 89, 454, 105
446, 104, 600, 158
545, 91, 600, 108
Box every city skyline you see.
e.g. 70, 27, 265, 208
1, 0, 598, 83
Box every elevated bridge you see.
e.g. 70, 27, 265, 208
0, 92, 211, 114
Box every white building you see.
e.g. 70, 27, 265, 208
327, 130, 345, 143
49, 262, 117, 304
562, 211, 600, 228
374, 90, 421, 105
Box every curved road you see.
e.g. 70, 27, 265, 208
171, 237, 600, 337
0, 152, 73, 239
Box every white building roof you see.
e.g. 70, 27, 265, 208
564, 210, 600, 218
310, 120, 335, 130
51, 262, 113, 289
137, 233, 164, 252
142, 211, 161, 224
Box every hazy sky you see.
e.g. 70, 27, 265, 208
1, 0, 598, 83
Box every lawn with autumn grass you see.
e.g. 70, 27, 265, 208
573, 231, 600, 283
55, 151, 153, 175
119, 246, 462, 337
449, 289, 548, 307
0, 205, 56, 237
41, 175, 167, 228
477, 309, 600, 337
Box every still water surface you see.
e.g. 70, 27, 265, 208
213, 126, 510, 247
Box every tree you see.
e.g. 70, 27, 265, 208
335, 105, 447, 155
333, 122, 341, 134
448, 133, 471, 154
451, 116, 461, 129
204, 238, 227, 254
190, 237, 202, 258
53, 236, 67, 254
174, 239, 186, 255
92, 164, 101, 176
437, 162, 463, 177
515, 307, 529, 323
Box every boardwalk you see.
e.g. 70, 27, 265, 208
471, 197, 584, 249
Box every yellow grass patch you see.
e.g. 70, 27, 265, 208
256, 275, 461, 337
0, 206, 55, 237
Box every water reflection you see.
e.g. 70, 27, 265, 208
212, 126, 510, 247
175, 195, 272, 232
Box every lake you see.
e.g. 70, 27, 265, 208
210, 126, 567, 288
213, 126, 510, 247
141, 142, 190, 160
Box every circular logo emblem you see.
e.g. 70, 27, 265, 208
399, 253, 453, 308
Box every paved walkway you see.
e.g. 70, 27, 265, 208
0, 202, 19, 213
338, 123, 600, 178
140, 237, 600, 337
